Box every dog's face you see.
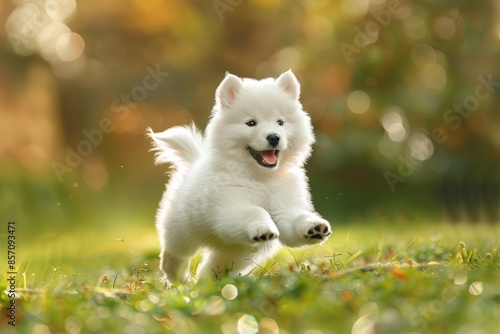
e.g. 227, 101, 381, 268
206, 70, 315, 172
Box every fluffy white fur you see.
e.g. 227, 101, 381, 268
147, 70, 331, 283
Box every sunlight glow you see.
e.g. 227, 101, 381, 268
6, 0, 82, 64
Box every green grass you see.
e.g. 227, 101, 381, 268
1, 221, 500, 333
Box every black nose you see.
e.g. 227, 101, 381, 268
266, 134, 280, 147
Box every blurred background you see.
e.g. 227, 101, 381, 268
1, 0, 499, 238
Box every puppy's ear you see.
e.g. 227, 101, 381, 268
216, 73, 243, 109
276, 69, 300, 101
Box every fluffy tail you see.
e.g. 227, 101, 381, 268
147, 122, 203, 173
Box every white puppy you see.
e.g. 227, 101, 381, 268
148, 70, 331, 282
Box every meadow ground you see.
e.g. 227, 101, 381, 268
1, 219, 500, 334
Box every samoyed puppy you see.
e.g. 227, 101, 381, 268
148, 70, 331, 283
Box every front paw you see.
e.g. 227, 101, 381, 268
251, 224, 279, 243
303, 219, 331, 243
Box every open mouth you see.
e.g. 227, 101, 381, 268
247, 147, 280, 168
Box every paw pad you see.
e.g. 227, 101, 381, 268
306, 223, 331, 240
253, 232, 277, 242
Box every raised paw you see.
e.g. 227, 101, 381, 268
251, 224, 279, 243
305, 222, 331, 242
252, 231, 278, 242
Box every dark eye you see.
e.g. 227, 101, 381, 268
246, 120, 257, 127
277, 120, 284, 126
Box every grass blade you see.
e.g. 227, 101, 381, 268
345, 249, 363, 265
391, 237, 417, 262
377, 236, 384, 263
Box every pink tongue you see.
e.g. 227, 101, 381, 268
260, 150, 277, 165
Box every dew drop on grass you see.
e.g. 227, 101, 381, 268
469, 281, 483, 296
237, 314, 259, 334
221, 284, 238, 300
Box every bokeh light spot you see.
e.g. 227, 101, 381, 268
404, 15, 427, 40
411, 43, 436, 68
341, 0, 369, 19
237, 314, 259, 334
64, 315, 82, 334
454, 273, 467, 286
259, 318, 279, 334
37, 21, 71, 61
32, 324, 51, 334
421, 63, 447, 90
45, 0, 77, 21
221, 284, 238, 300
347, 90, 370, 114
272, 47, 301, 72
381, 108, 407, 143
387, 123, 406, 142
352, 302, 379, 334
6, 1, 82, 63
409, 133, 434, 161
433, 16, 456, 40
18, 144, 48, 170
204, 296, 226, 316
56, 32, 85, 62
469, 281, 483, 296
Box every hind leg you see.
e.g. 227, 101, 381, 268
196, 249, 247, 280
159, 250, 191, 283
196, 241, 280, 280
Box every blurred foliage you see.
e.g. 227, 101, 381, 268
1, 0, 500, 230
